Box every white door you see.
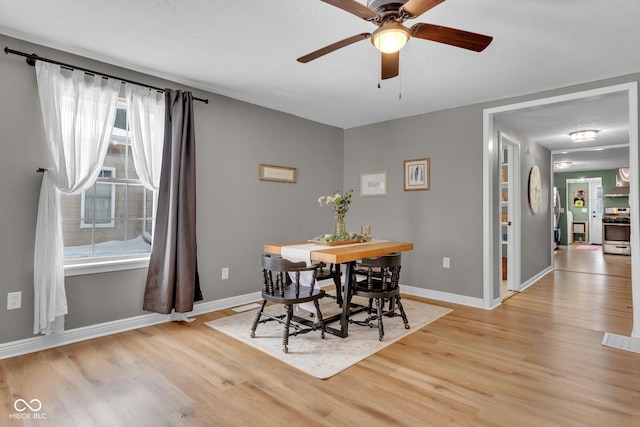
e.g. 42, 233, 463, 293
499, 133, 521, 294
589, 181, 603, 244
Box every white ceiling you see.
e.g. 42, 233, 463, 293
494, 90, 631, 172
1, 0, 639, 170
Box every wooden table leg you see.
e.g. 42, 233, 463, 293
339, 261, 355, 338
292, 261, 365, 338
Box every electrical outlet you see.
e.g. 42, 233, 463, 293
443, 257, 450, 269
7, 292, 21, 310
221, 267, 229, 280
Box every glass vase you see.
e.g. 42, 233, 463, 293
335, 217, 346, 237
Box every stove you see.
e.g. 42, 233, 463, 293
603, 207, 631, 255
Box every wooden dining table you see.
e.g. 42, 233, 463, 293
263, 240, 414, 337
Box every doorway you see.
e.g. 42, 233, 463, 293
482, 82, 639, 340
499, 132, 521, 298
564, 177, 603, 246
589, 180, 603, 245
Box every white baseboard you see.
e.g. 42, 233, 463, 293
400, 284, 485, 308
0, 291, 261, 360
520, 265, 553, 292
1, 283, 490, 360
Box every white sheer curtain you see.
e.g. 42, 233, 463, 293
34, 62, 120, 335
125, 85, 164, 192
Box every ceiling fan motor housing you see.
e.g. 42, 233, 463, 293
367, 0, 408, 19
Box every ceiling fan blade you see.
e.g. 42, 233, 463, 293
381, 51, 399, 80
401, 0, 446, 18
297, 33, 371, 63
320, 0, 379, 20
411, 23, 493, 52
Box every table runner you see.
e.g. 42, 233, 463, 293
280, 240, 387, 313
281, 244, 329, 313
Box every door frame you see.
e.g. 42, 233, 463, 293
588, 178, 603, 245
483, 82, 639, 340
564, 177, 602, 245
499, 132, 521, 294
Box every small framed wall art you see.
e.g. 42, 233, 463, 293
259, 163, 297, 183
360, 171, 387, 197
404, 158, 430, 191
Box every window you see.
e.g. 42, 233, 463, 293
81, 167, 116, 228
61, 101, 156, 274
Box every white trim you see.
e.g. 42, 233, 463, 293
499, 132, 522, 293
0, 292, 261, 360
0, 283, 482, 360
520, 265, 553, 292
628, 82, 640, 339
482, 107, 495, 308
64, 255, 150, 276
400, 284, 485, 309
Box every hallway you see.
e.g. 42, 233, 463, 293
515, 244, 634, 338
555, 244, 631, 278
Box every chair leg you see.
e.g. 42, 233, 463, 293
283, 304, 293, 353
395, 296, 410, 329
375, 298, 385, 341
250, 300, 267, 338
313, 299, 326, 339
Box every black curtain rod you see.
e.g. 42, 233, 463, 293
4, 47, 209, 104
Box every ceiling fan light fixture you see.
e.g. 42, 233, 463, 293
371, 22, 410, 53
570, 130, 598, 143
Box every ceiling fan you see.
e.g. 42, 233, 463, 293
297, 0, 493, 80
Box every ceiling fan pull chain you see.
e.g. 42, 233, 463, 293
377, 49, 382, 89
398, 66, 402, 99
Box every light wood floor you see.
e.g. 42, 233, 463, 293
1, 247, 638, 426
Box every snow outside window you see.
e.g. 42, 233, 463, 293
61, 103, 156, 273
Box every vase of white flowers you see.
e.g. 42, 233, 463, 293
318, 190, 353, 237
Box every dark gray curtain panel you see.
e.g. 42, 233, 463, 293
143, 89, 202, 314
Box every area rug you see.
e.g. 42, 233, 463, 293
205, 295, 451, 379
575, 245, 601, 250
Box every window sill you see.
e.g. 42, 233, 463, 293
64, 256, 150, 277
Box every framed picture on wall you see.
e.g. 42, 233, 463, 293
360, 171, 387, 197
572, 189, 587, 207
404, 158, 430, 191
259, 163, 297, 183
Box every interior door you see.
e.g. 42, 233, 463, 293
589, 181, 603, 244
499, 133, 521, 294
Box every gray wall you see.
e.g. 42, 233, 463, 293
0, 35, 344, 344
344, 107, 485, 298
343, 106, 549, 300
1, 32, 639, 346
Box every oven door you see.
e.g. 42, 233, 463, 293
603, 223, 631, 255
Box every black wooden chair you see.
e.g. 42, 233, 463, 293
251, 254, 326, 353
350, 253, 409, 341
316, 263, 343, 307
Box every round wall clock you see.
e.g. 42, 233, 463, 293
528, 165, 541, 214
